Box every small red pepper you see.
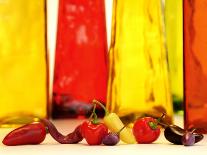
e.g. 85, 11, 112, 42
2, 122, 46, 146
81, 121, 108, 145
133, 117, 161, 144
81, 104, 108, 145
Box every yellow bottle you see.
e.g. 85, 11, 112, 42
0, 0, 48, 127
165, 0, 183, 113
107, 0, 173, 123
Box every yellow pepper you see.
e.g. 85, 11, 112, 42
93, 100, 136, 144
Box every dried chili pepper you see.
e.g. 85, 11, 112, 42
41, 119, 83, 144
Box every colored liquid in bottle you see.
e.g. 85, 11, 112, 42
165, 0, 183, 113
107, 0, 173, 124
0, 0, 48, 127
52, 0, 108, 118
184, 0, 207, 133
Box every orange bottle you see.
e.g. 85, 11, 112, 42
184, 0, 207, 133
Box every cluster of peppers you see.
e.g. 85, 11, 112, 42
2, 100, 204, 146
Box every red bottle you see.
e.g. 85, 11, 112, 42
184, 0, 207, 133
52, 0, 108, 118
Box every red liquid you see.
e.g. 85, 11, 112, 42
184, 0, 207, 133
52, 0, 108, 118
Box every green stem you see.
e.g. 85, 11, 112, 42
92, 99, 109, 116
149, 113, 166, 130
89, 103, 99, 125
148, 121, 158, 130
89, 104, 96, 121
92, 111, 99, 124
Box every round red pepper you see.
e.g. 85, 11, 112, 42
133, 117, 160, 144
81, 121, 108, 145
2, 122, 46, 146
80, 103, 108, 145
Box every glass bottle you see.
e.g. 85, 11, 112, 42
52, 0, 108, 118
0, 0, 48, 127
165, 0, 183, 113
107, 0, 173, 124
184, 0, 207, 133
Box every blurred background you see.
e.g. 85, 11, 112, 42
3, 0, 205, 131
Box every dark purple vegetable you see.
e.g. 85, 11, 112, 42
41, 119, 83, 144
102, 124, 127, 146
102, 133, 119, 146
182, 132, 195, 146
162, 124, 203, 145
155, 112, 204, 146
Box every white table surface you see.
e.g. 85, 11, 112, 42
0, 115, 207, 155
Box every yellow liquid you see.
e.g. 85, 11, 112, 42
0, 0, 47, 127
107, 0, 173, 123
165, 0, 183, 112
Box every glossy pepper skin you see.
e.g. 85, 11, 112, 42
133, 117, 160, 144
81, 121, 108, 145
2, 122, 46, 146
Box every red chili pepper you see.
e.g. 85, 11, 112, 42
2, 122, 46, 146
81, 121, 108, 145
133, 117, 161, 144
81, 104, 108, 145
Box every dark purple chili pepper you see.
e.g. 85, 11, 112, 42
41, 119, 83, 144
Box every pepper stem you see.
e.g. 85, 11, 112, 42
149, 113, 166, 130
148, 121, 158, 130
89, 104, 96, 120
89, 104, 99, 125
92, 111, 99, 124
189, 128, 197, 133
117, 125, 127, 135
157, 113, 166, 123
92, 99, 109, 116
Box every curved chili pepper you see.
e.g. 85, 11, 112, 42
2, 122, 46, 146
41, 119, 83, 144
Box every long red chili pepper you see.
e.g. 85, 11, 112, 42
41, 119, 83, 144
2, 122, 46, 146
